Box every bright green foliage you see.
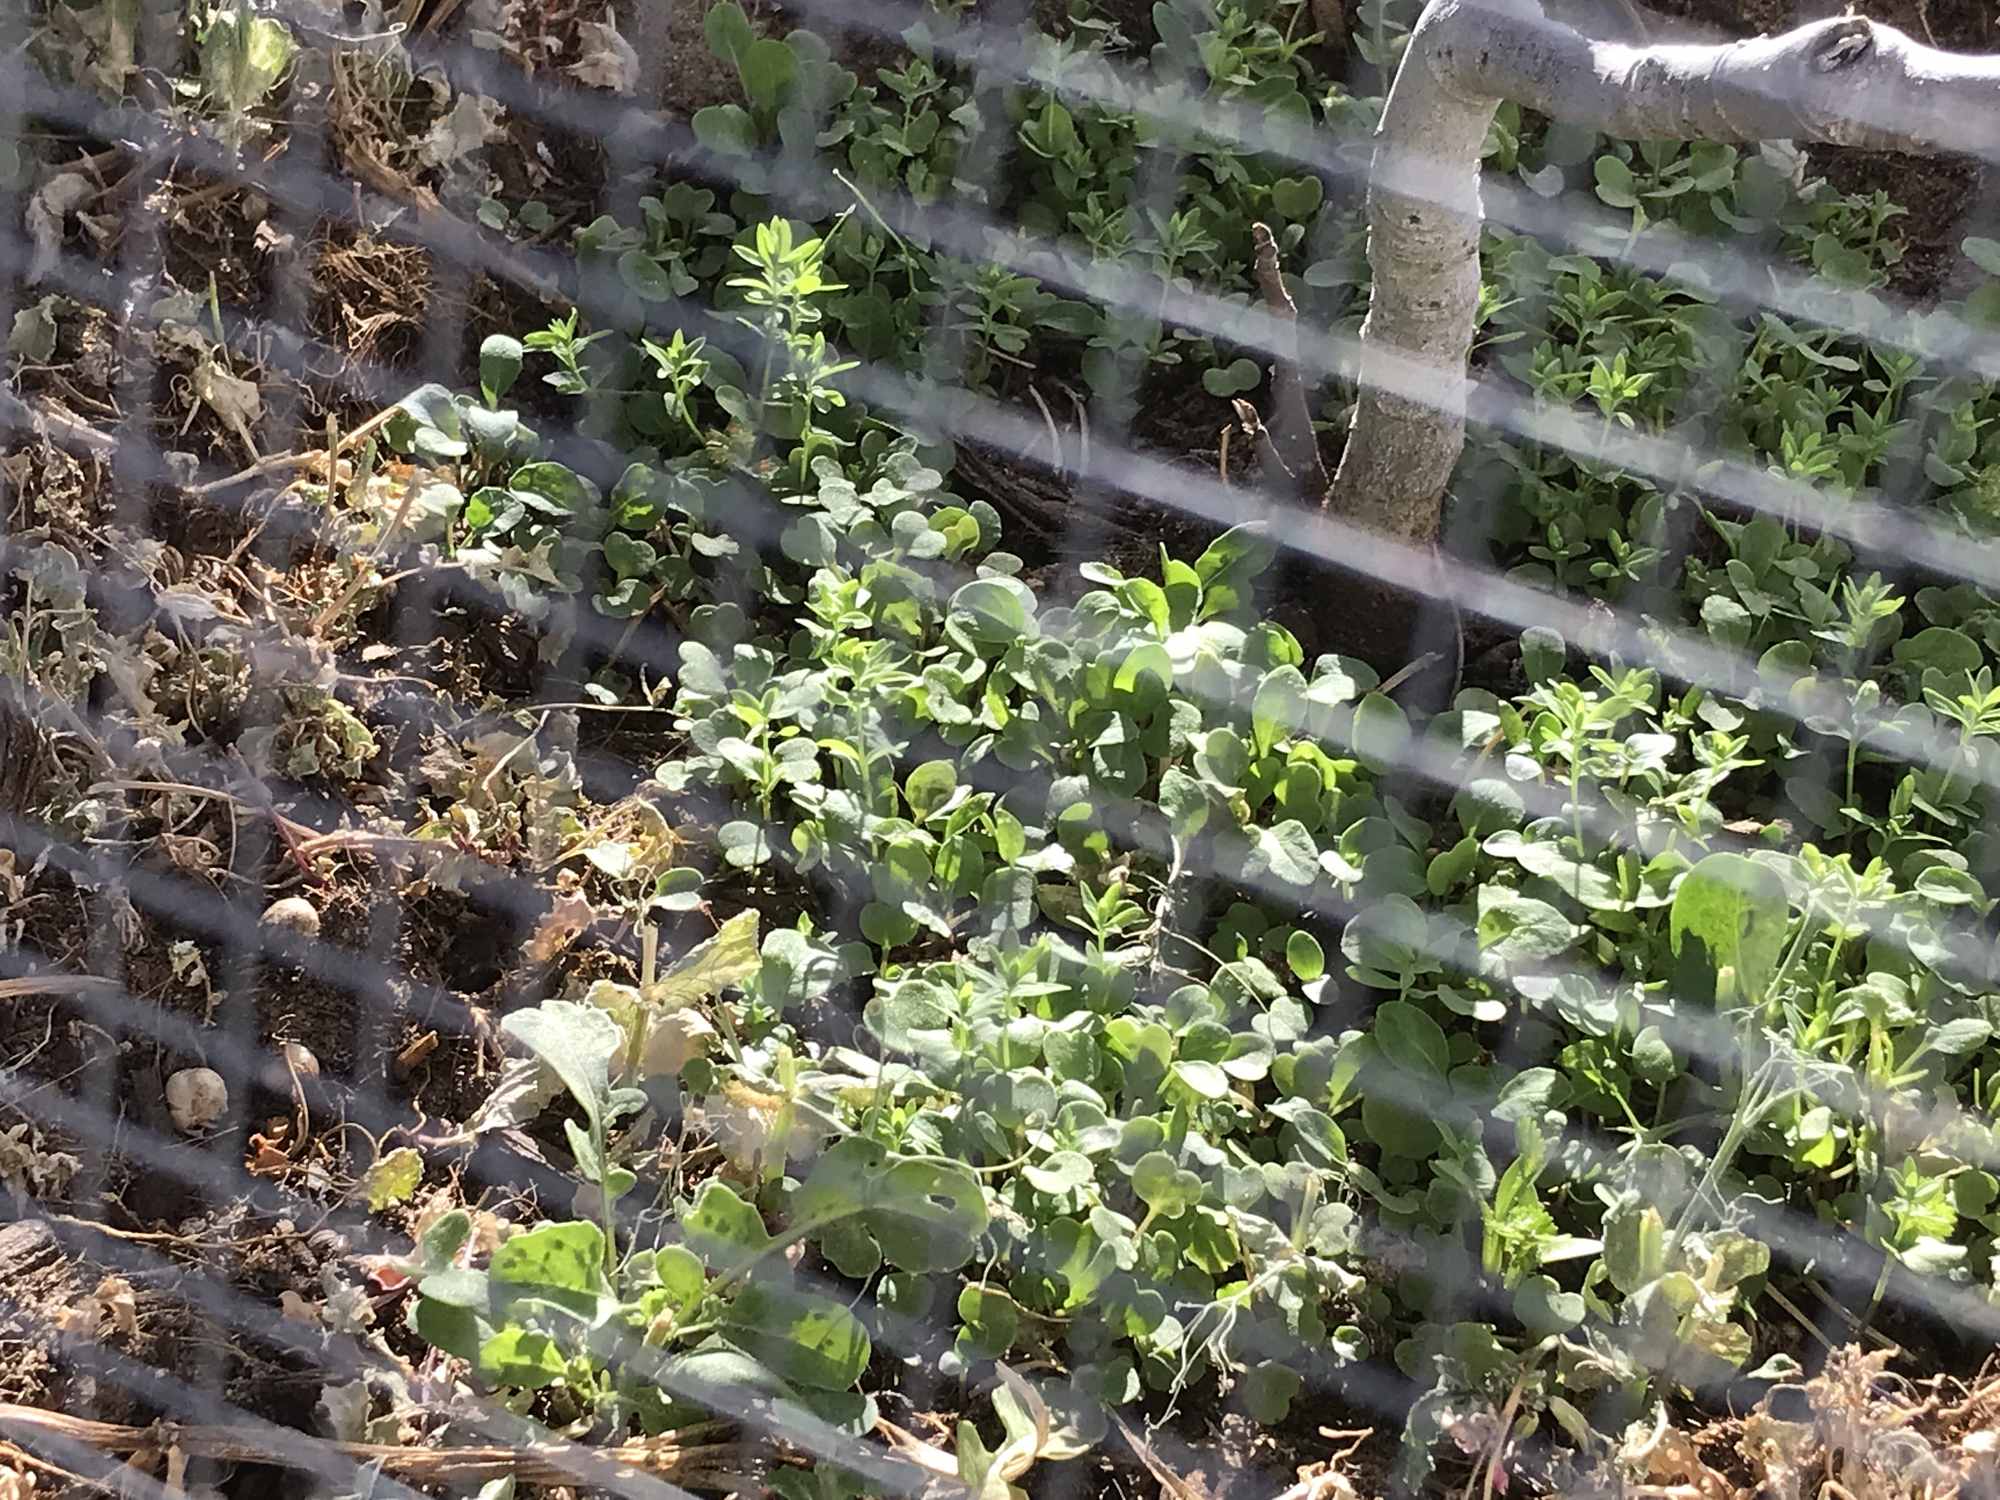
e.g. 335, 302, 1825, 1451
354, 0, 2000, 1484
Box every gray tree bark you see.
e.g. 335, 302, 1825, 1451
1330, 0, 2000, 543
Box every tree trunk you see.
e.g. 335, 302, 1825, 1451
1328, 0, 2000, 543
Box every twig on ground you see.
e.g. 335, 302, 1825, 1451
0, 975, 127, 1002
0, 393, 118, 460
0, 1402, 757, 1488
1109, 1412, 1208, 1500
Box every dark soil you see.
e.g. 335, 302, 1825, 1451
1638, 0, 1991, 301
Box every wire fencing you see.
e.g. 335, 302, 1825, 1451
2, 1, 2000, 1498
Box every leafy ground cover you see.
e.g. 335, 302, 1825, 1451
4, 1, 2000, 1497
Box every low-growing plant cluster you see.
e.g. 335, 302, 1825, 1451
350, 227, 2000, 1500
16, 0, 2000, 1493
318, 0, 2000, 1486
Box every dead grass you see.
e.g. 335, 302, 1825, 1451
1606, 1348, 2000, 1500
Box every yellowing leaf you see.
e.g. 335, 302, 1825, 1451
200, 11, 295, 115
361, 1147, 424, 1211
649, 909, 760, 1008
639, 1008, 717, 1077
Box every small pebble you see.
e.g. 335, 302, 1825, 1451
165, 1068, 228, 1135
259, 896, 321, 940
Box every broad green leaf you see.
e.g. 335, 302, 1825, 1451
1131, 1152, 1202, 1218
1697, 1230, 1769, 1291
510, 460, 597, 514
1593, 155, 1638, 209
1454, 779, 1525, 838
1023, 1151, 1094, 1196
1171, 1058, 1232, 1099
1514, 1275, 1584, 1336
1286, 930, 1325, 982
868, 1157, 989, 1270
648, 1245, 709, 1311
904, 760, 958, 820
684, 1179, 773, 1271
1350, 692, 1411, 773
1158, 768, 1211, 841
1669, 853, 1789, 1004
1239, 1361, 1302, 1422
1373, 999, 1448, 1077
416, 1266, 489, 1311
723, 1284, 870, 1389
1192, 524, 1271, 583
704, 0, 755, 61
1484, 830, 1626, 910
201, 11, 295, 114
1114, 643, 1174, 702
1360, 1092, 1440, 1160
1928, 1016, 1993, 1056
1964, 235, 2000, 276
479, 334, 523, 404
660, 1347, 790, 1411
864, 978, 954, 1055
502, 1001, 623, 1127
956, 1284, 1020, 1359
1240, 820, 1319, 887
1202, 357, 1261, 397
1520, 626, 1565, 684
478, 1326, 566, 1388
490, 1221, 608, 1316
693, 104, 759, 155
794, 1138, 988, 1271
950, 577, 1037, 646
411, 1297, 486, 1362
1426, 836, 1479, 895
1251, 666, 1307, 758
1477, 889, 1584, 967
1341, 895, 1428, 979
416, 1211, 473, 1275
1894, 626, 1981, 676
739, 37, 798, 108
1601, 1203, 1666, 1295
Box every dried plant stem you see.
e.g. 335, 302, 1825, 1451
0, 1402, 758, 1489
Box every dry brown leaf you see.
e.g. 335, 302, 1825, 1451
570, 10, 640, 94
522, 889, 596, 963
94, 1276, 139, 1340
26, 175, 95, 285
638, 1007, 716, 1078
54, 1276, 139, 1344
193, 357, 264, 457
393, 1029, 440, 1075
420, 93, 504, 168
1644, 1427, 1737, 1500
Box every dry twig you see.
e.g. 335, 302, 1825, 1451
0, 1403, 759, 1489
